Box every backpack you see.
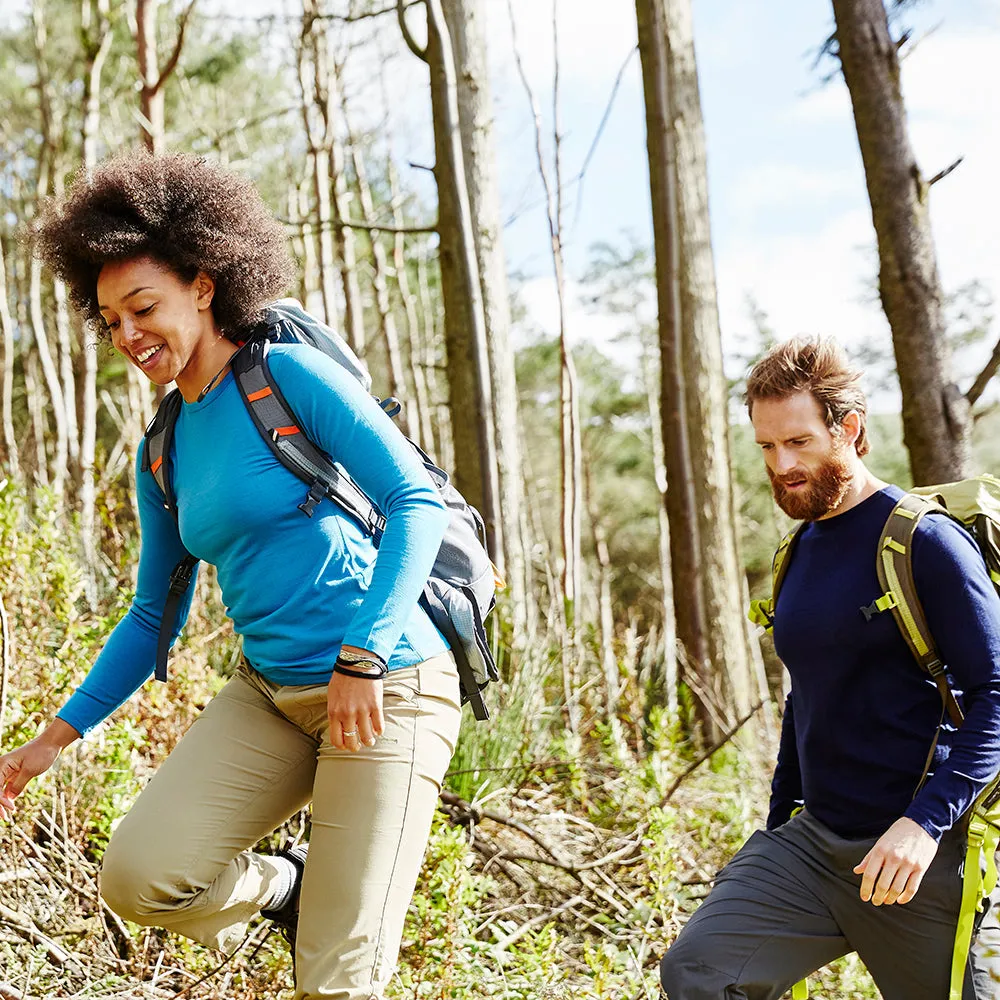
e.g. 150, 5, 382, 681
142, 299, 501, 721
749, 475, 1000, 1000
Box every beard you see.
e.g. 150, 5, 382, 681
768, 447, 854, 521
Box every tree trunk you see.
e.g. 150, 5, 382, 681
135, 0, 165, 153
79, 0, 113, 596
388, 159, 435, 452
416, 243, 451, 468
584, 450, 620, 733
341, 107, 413, 435
424, 0, 501, 560
31, 0, 69, 498
443, 0, 529, 632
0, 236, 18, 475
666, 0, 755, 723
832, 0, 967, 485
640, 336, 677, 717
635, 0, 716, 739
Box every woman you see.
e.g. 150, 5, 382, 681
0, 151, 462, 999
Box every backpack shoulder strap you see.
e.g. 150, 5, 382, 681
749, 523, 806, 632
142, 388, 184, 516
231, 339, 387, 539
875, 492, 964, 728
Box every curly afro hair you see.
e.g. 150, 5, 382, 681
32, 150, 295, 339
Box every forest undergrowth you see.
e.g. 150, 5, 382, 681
0, 481, 879, 999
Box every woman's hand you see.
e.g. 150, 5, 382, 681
327, 647, 385, 752
0, 720, 79, 819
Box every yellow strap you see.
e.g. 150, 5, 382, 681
880, 549, 931, 657
894, 507, 919, 520
951, 821, 988, 1000
874, 592, 899, 613
791, 978, 809, 999
981, 820, 1000, 898
883, 537, 907, 555
748, 599, 774, 630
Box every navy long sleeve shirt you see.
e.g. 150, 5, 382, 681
767, 485, 1000, 841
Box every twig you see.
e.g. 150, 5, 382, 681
277, 215, 437, 235
661, 701, 766, 804
0, 984, 25, 1000
966, 333, 1000, 407
572, 45, 638, 229
929, 156, 963, 187
0, 593, 9, 747
397, 0, 427, 62
490, 894, 585, 953
0, 902, 78, 967
439, 790, 568, 864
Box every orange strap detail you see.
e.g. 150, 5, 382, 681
150, 456, 163, 474
274, 425, 300, 437
247, 386, 273, 402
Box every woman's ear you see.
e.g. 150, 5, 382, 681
193, 272, 216, 311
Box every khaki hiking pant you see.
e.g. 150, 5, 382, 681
100, 652, 461, 1000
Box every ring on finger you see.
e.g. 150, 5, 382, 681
342, 729, 358, 737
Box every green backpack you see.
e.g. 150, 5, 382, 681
749, 474, 1000, 1000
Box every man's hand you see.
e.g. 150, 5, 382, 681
853, 817, 939, 906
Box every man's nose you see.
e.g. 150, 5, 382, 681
774, 448, 798, 476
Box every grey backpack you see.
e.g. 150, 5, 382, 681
143, 300, 500, 719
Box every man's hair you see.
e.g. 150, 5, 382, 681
745, 337, 870, 456
31, 150, 295, 338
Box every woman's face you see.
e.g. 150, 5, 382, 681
96, 255, 217, 388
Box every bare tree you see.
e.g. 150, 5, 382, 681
443, 0, 529, 633
635, 0, 714, 737
134, 0, 195, 153
0, 235, 19, 475
296, 1, 366, 356
507, 0, 583, 732
387, 157, 436, 452
832, 0, 972, 485
29, 0, 69, 499
77, 0, 114, 588
666, 0, 755, 722
400, 0, 501, 559
639, 337, 677, 717
340, 102, 414, 436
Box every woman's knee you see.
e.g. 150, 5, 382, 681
100, 825, 182, 925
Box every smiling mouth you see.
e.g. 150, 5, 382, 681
134, 345, 164, 367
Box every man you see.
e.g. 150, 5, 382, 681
659, 338, 1000, 999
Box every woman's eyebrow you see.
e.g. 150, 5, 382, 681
98, 286, 153, 310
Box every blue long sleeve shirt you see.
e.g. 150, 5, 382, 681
58, 344, 450, 737
767, 485, 1000, 842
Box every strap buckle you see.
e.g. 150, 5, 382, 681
860, 591, 898, 622
298, 480, 327, 518
167, 559, 196, 595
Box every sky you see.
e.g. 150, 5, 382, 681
5, 0, 998, 390
482, 0, 1000, 385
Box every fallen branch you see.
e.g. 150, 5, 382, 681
661, 701, 765, 805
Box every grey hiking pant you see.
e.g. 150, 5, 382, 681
660, 809, 1000, 999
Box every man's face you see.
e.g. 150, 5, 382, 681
751, 391, 855, 521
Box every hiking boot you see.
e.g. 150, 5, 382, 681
261, 843, 309, 953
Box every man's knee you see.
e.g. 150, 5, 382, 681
661, 933, 730, 999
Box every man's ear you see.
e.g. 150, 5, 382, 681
193, 272, 216, 311
840, 410, 861, 449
